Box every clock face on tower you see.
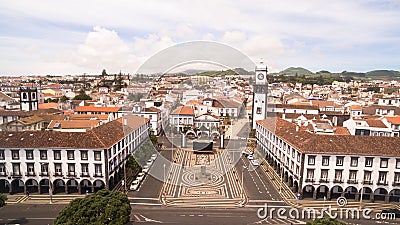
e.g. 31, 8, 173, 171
257, 73, 264, 80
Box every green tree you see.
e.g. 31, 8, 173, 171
73, 89, 92, 100
0, 194, 7, 207
54, 189, 131, 225
306, 217, 347, 225
60, 95, 69, 103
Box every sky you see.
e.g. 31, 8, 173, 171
0, 0, 399, 75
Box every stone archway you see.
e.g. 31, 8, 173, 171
94, 180, 105, 192
0, 179, 10, 193
284, 171, 289, 183
53, 179, 65, 194
11, 179, 24, 194
389, 189, 400, 203
302, 185, 315, 199
39, 179, 50, 194
344, 186, 358, 200
293, 180, 299, 193
66, 179, 79, 194
330, 185, 343, 199
25, 179, 39, 193
80, 179, 92, 194
374, 188, 388, 202
288, 176, 294, 187
359, 187, 372, 201
316, 185, 329, 199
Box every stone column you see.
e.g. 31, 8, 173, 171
313, 190, 317, 200
385, 194, 390, 203
355, 193, 360, 201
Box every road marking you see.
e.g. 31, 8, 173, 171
130, 202, 162, 206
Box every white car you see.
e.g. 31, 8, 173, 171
146, 159, 153, 166
130, 180, 140, 191
151, 153, 157, 161
136, 172, 145, 182
142, 164, 150, 173
247, 154, 254, 160
251, 159, 260, 166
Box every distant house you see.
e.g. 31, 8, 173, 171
47, 119, 101, 132
169, 106, 195, 132
132, 104, 162, 135
0, 92, 16, 109
0, 115, 44, 131
74, 105, 122, 119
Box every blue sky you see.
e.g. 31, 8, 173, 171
0, 0, 399, 75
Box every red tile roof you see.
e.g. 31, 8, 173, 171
386, 116, 400, 125
75, 105, 121, 113
257, 117, 400, 157
171, 106, 194, 115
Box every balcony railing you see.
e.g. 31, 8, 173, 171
68, 172, 76, 177
319, 178, 330, 183
0, 171, 6, 177
333, 179, 343, 183
54, 172, 63, 177
40, 172, 48, 176
392, 181, 400, 186
25, 172, 36, 176
81, 172, 89, 177
94, 172, 103, 177
11, 172, 22, 178
363, 180, 373, 185
305, 178, 314, 182
377, 181, 388, 185
347, 179, 358, 184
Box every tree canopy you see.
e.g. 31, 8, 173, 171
54, 189, 131, 225
0, 194, 7, 207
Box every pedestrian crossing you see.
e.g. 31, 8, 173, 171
132, 213, 162, 223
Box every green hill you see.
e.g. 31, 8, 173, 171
274, 67, 314, 76
365, 70, 400, 78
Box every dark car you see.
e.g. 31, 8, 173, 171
381, 208, 400, 218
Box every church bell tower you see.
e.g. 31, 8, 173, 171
252, 61, 268, 129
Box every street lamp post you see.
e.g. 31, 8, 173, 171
41, 162, 52, 204
359, 182, 364, 210
241, 165, 246, 204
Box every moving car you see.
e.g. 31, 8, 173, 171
130, 180, 140, 191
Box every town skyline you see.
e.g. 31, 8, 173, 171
1, 0, 400, 75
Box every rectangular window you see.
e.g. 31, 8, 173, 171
350, 157, 358, 167
364, 171, 371, 182
40, 150, 47, 160
365, 157, 373, 167
94, 151, 101, 161
95, 164, 102, 176
12, 163, 20, 176
81, 164, 89, 176
380, 158, 388, 168
27, 163, 35, 175
54, 150, 61, 160
0, 163, 5, 175
395, 173, 400, 183
54, 163, 62, 175
306, 169, 314, 181
256, 107, 262, 114
0, 150, 4, 160
308, 155, 315, 165
321, 169, 329, 179
378, 172, 387, 184
26, 150, 34, 160
68, 163, 75, 175
322, 156, 330, 166
41, 163, 48, 174
396, 159, 400, 169
349, 170, 357, 181
12, 150, 19, 160
67, 150, 74, 160
336, 156, 344, 166
81, 151, 88, 160
335, 170, 342, 182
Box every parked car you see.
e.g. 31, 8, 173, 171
136, 172, 145, 182
251, 159, 260, 166
151, 154, 157, 161
142, 164, 150, 173
381, 208, 400, 218
130, 180, 140, 191
146, 159, 153, 165
247, 154, 254, 160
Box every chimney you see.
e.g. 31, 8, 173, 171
282, 113, 286, 120
123, 118, 127, 126
296, 125, 300, 132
